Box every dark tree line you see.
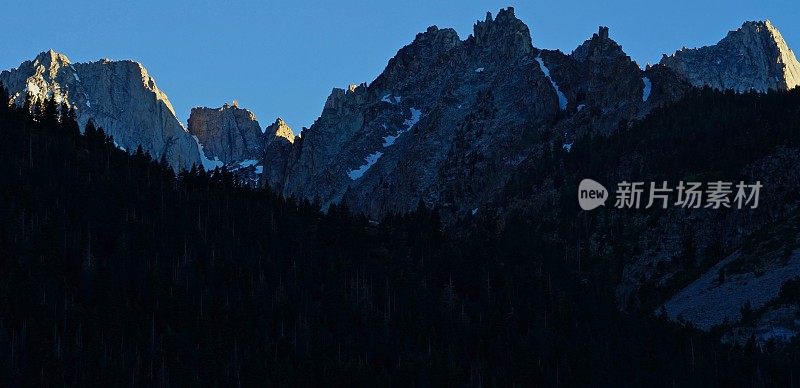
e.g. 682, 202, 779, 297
501, 86, 800, 308
0, 85, 799, 386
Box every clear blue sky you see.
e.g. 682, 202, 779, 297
3, 0, 798, 131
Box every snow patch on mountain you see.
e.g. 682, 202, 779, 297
113, 141, 126, 152
348, 151, 383, 180
383, 108, 422, 147
238, 159, 259, 168
642, 77, 652, 102
381, 94, 401, 104
535, 54, 567, 110
192, 135, 223, 171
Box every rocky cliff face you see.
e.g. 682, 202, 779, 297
261, 118, 295, 189
0, 50, 202, 171
280, 9, 679, 220
277, 16, 797, 220
660, 20, 800, 92
187, 103, 264, 165
186, 103, 295, 187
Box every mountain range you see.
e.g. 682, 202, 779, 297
3, 10, 798, 220
3, 7, 800, 346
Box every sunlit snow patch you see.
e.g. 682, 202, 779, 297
347, 151, 383, 180
535, 54, 568, 110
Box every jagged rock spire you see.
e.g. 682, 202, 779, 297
472, 7, 532, 57
266, 117, 295, 144
571, 26, 629, 63
262, 117, 295, 190
34, 49, 72, 78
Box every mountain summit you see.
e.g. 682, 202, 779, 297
0, 50, 202, 170
660, 20, 800, 92
188, 103, 264, 166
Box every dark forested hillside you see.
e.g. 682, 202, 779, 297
498, 87, 800, 311
1, 86, 799, 386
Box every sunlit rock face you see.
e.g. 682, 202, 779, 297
261, 118, 295, 189
661, 20, 800, 92
187, 103, 265, 165
0, 50, 202, 171
267, 117, 295, 144
185, 101, 296, 187
279, 8, 682, 220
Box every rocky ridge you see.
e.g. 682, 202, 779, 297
661, 20, 800, 92
280, 9, 680, 220
0, 50, 202, 171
